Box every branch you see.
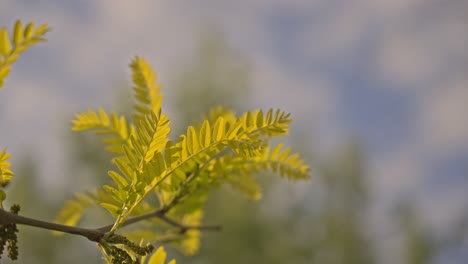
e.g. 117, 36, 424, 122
0, 208, 104, 242
97, 208, 221, 234
0, 207, 221, 243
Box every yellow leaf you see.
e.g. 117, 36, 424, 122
148, 246, 167, 264
199, 120, 211, 148
270, 143, 283, 160
13, 20, 23, 45
100, 203, 121, 217
98, 108, 110, 126
0, 28, 12, 56
0, 66, 11, 79
187, 126, 199, 154
212, 117, 225, 141
256, 110, 264, 128
226, 120, 243, 139
35, 23, 49, 35
23, 23, 35, 39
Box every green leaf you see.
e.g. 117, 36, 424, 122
212, 117, 225, 141
199, 120, 211, 148
71, 109, 129, 154
54, 192, 94, 231
130, 56, 164, 121
186, 126, 199, 154
100, 203, 121, 217
108, 171, 128, 190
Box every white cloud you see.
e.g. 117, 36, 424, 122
372, 0, 468, 88
374, 29, 440, 87
294, 1, 371, 61
416, 185, 468, 235
251, 54, 337, 121
417, 77, 468, 156
369, 143, 426, 198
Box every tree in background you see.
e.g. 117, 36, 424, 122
0, 21, 309, 264
164, 29, 467, 264
2, 20, 466, 264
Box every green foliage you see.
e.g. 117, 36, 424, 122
0, 20, 48, 206
55, 56, 309, 263
0, 148, 14, 207
0, 20, 49, 88
130, 57, 164, 122
72, 108, 130, 154
0, 148, 14, 189
1, 20, 309, 264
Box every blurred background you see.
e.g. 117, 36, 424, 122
1, 1, 467, 263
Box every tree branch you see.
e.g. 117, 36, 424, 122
0, 208, 104, 242
0, 206, 221, 243
97, 208, 221, 233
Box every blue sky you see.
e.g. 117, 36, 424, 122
1, 0, 467, 262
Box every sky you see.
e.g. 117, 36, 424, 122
1, 0, 467, 262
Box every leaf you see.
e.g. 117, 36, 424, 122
0, 20, 48, 89
13, 20, 23, 46
108, 171, 129, 190
103, 185, 125, 203
262, 143, 310, 180
71, 109, 129, 154
226, 173, 262, 200
54, 192, 94, 231
212, 117, 225, 141
148, 246, 167, 264
35, 23, 49, 35
199, 120, 211, 148
147, 246, 176, 264
0, 28, 12, 56
255, 110, 264, 128
100, 203, 121, 217
0, 147, 14, 187
0, 66, 11, 80
225, 120, 243, 139
186, 126, 199, 154
23, 23, 35, 39
243, 110, 254, 130
269, 143, 283, 160
130, 56, 164, 121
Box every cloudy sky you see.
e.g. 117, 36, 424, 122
1, 0, 467, 262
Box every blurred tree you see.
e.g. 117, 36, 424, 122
169, 29, 251, 133
7, 28, 465, 264
168, 29, 375, 264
